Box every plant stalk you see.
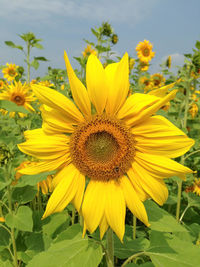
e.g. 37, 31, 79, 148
133, 215, 137, 240
106, 228, 114, 267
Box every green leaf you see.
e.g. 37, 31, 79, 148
0, 100, 29, 114
42, 212, 70, 239
0, 259, 13, 267
31, 59, 39, 70
184, 192, 200, 208
114, 236, 149, 259
0, 228, 10, 250
5, 206, 33, 232
24, 233, 45, 259
34, 56, 48, 61
15, 171, 56, 187
146, 231, 200, 267
12, 185, 37, 204
27, 225, 103, 267
5, 41, 23, 51
144, 200, 189, 233
195, 41, 200, 50
33, 43, 44, 49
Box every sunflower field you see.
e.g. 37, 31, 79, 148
0, 22, 200, 267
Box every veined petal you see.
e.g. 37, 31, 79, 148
117, 90, 177, 127
17, 154, 71, 175
86, 54, 107, 114
148, 81, 178, 97
18, 136, 69, 160
41, 105, 75, 134
132, 162, 169, 205
24, 128, 70, 142
106, 53, 129, 115
135, 151, 193, 179
82, 181, 106, 233
120, 176, 149, 226
31, 84, 84, 123
105, 180, 126, 241
127, 168, 149, 202
42, 164, 80, 218
72, 172, 85, 212
133, 116, 194, 158
64, 51, 91, 117
99, 215, 109, 240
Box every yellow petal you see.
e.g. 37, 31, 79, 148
86, 54, 107, 114
148, 81, 177, 97
135, 151, 193, 179
18, 136, 69, 160
82, 181, 106, 233
41, 105, 75, 134
99, 215, 109, 240
106, 53, 129, 115
24, 128, 70, 141
42, 164, 80, 218
120, 176, 149, 226
127, 168, 149, 201
105, 180, 126, 242
32, 84, 84, 123
64, 51, 91, 117
117, 90, 177, 127
133, 115, 194, 158
72, 171, 85, 212
132, 162, 169, 205
17, 154, 71, 175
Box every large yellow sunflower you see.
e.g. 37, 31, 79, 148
0, 81, 35, 113
18, 52, 194, 241
136, 40, 155, 63
2, 63, 18, 82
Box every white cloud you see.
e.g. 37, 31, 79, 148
0, 0, 158, 24
161, 53, 185, 67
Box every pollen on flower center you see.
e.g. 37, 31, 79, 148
70, 115, 135, 181
12, 95, 25, 105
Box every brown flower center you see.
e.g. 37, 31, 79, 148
8, 68, 16, 77
143, 48, 150, 57
12, 95, 25, 105
70, 115, 135, 181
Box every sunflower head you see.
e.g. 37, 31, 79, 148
189, 103, 198, 118
139, 76, 153, 92
111, 34, 118, 45
0, 81, 35, 112
192, 179, 200, 196
136, 40, 155, 63
139, 61, 149, 72
151, 73, 166, 88
82, 45, 97, 58
2, 63, 18, 82
17, 51, 194, 241
166, 56, 172, 68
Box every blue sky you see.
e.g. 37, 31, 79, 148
0, 0, 200, 78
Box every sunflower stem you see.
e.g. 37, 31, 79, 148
71, 206, 76, 225
5, 167, 18, 267
133, 215, 137, 240
176, 75, 190, 222
106, 228, 114, 267
27, 42, 30, 84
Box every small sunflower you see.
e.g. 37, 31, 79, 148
166, 56, 171, 69
139, 61, 149, 72
0, 81, 35, 113
189, 103, 198, 119
82, 45, 97, 58
151, 73, 166, 88
0, 80, 7, 90
2, 63, 18, 82
192, 179, 200, 196
129, 58, 135, 71
18, 52, 194, 241
136, 40, 155, 63
0, 217, 5, 223
139, 76, 153, 92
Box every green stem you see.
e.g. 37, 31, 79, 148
5, 168, 18, 267
179, 204, 190, 222
184, 150, 200, 160
176, 78, 190, 222
71, 206, 76, 225
133, 215, 137, 240
106, 228, 114, 267
121, 252, 145, 267
27, 43, 30, 84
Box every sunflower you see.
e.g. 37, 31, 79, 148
139, 61, 149, 72
0, 80, 6, 90
151, 73, 166, 88
0, 217, 5, 223
136, 40, 155, 63
166, 56, 171, 69
0, 81, 35, 113
139, 76, 153, 92
2, 63, 18, 82
129, 58, 135, 71
192, 179, 200, 196
82, 45, 97, 58
189, 103, 198, 119
18, 52, 194, 241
